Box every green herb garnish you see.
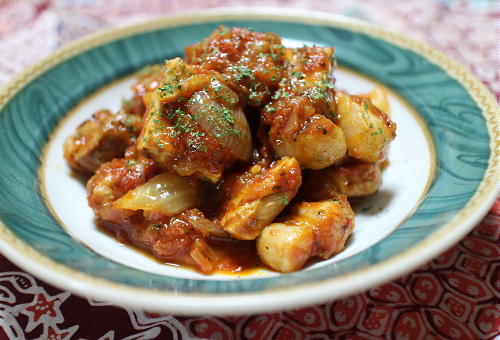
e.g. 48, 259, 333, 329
280, 195, 289, 205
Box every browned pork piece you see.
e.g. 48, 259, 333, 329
137, 58, 252, 182
63, 65, 165, 174
185, 26, 286, 107
219, 157, 302, 240
257, 196, 355, 272
63, 110, 143, 174
301, 162, 382, 201
86, 147, 160, 224
261, 46, 347, 169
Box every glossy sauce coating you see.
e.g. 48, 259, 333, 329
185, 26, 286, 107
261, 47, 347, 169
220, 157, 302, 240
137, 58, 251, 182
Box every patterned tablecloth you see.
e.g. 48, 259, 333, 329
0, 0, 498, 339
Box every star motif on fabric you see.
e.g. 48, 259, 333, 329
36, 324, 78, 340
16, 288, 69, 333
26, 293, 57, 321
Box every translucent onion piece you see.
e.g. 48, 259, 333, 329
186, 214, 229, 238
187, 91, 252, 161
113, 173, 199, 216
283, 106, 299, 136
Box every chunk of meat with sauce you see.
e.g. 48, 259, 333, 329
185, 26, 286, 107
64, 110, 143, 174
335, 91, 396, 163
88, 152, 235, 273
86, 151, 159, 224
137, 58, 252, 182
263, 96, 347, 169
124, 64, 164, 116
279, 47, 337, 118
220, 157, 302, 240
257, 197, 355, 272
257, 223, 314, 273
301, 162, 382, 201
102, 209, 229, 274
262, 47, 347, 169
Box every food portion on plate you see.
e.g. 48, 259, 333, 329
63, 26, 396, 275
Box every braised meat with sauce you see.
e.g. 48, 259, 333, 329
64, 26, 396, 274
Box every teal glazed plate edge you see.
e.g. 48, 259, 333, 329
0, 8, 498, 315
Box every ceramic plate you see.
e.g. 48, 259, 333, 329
0, 8, 498, 315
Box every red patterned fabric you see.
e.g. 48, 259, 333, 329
0, 1, 498, 339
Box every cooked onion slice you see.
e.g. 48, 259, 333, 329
186, 213, 229, 238
113, 173, 200, 216
187, 91, 252, 161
